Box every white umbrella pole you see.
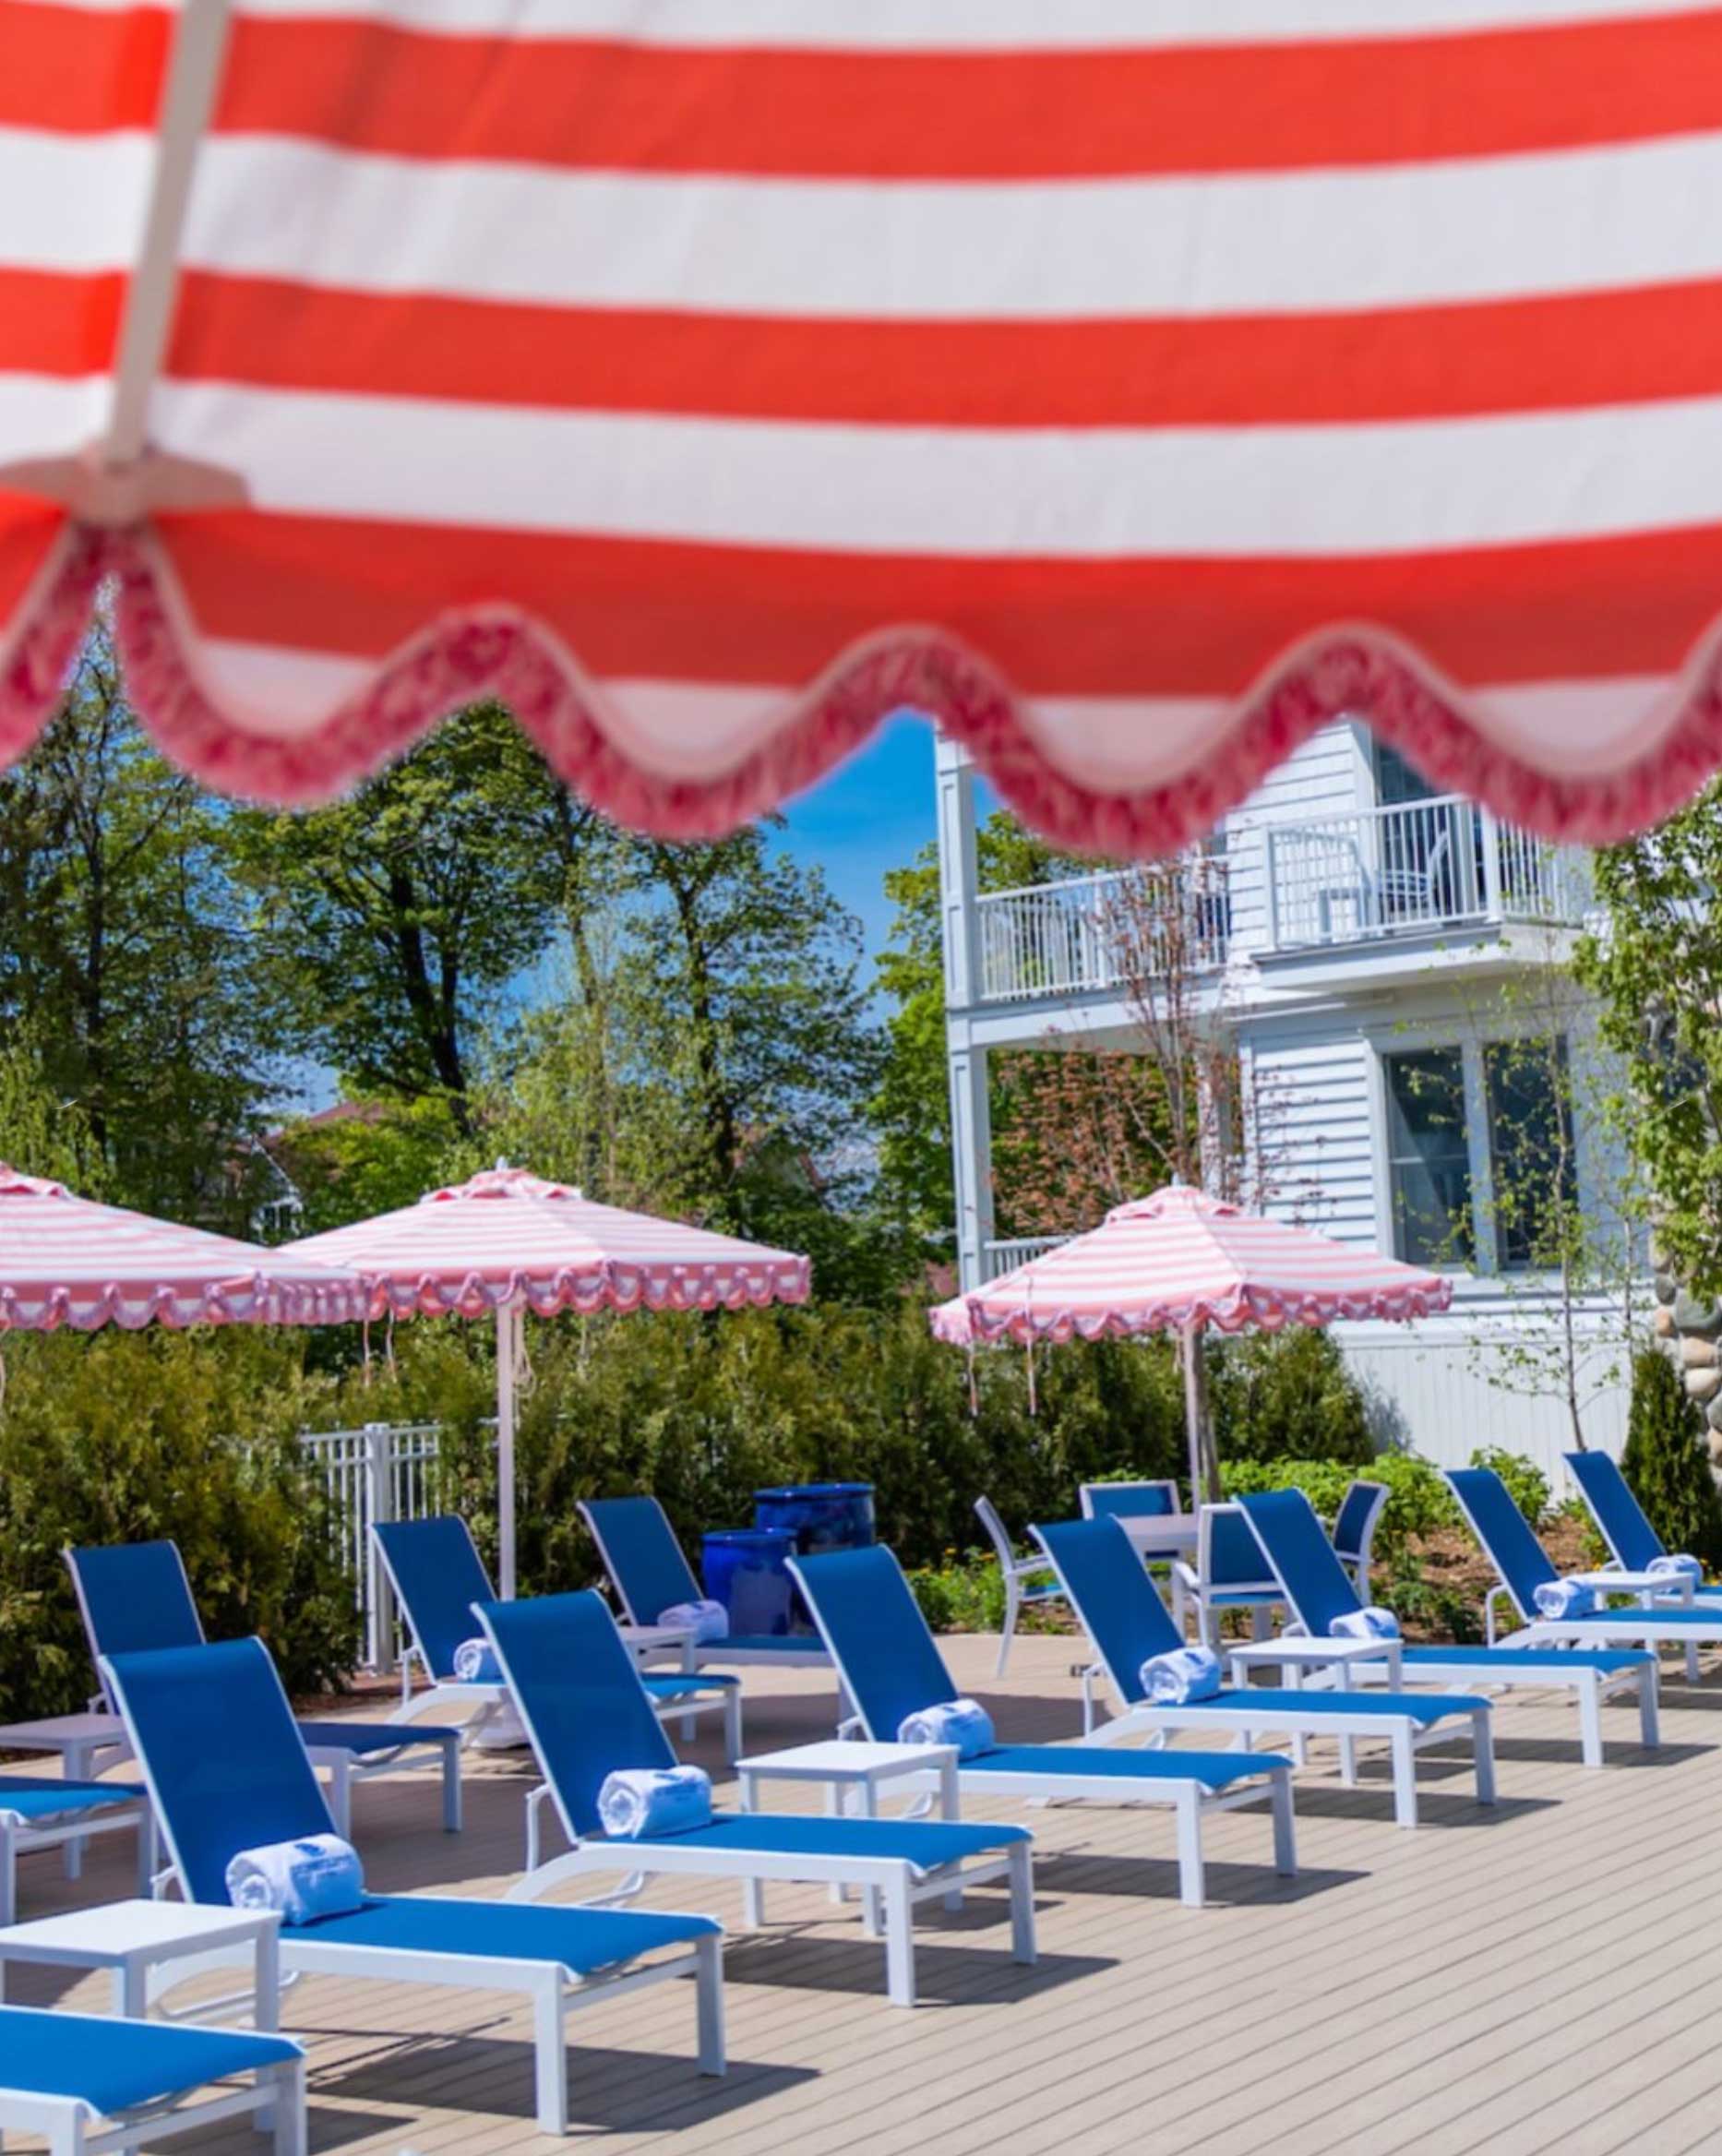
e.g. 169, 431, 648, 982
496, 1300, 521, 1599
1182, 1320, 1208, 1507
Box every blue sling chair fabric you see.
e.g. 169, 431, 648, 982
1333, 1481, 1388, 1567
1035, 1515, 1485, 1729
102, 1635, 719, 1975
1448, 1467, 1722, 1631
69, 1539, 466, 1756
579, 1496, 826, 1658
371, 1514, 735, 1709
0, 1775, 147, 1822
1238, 1487, 1658, 1681
0, 2003, 300, 2117
478, 1588, 1025, 1872
792, 1541, 1286, 1793
1564, 1450, 1722, 1597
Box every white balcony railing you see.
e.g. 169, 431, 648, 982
1264, 797, 1585, 953
981, 1236, 1062, 1280
976, 862, 1229, 1003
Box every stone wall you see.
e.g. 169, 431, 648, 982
1651, 1245, 1722, 1461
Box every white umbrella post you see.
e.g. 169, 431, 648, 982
496, 1299, 523, 1599
1181, 1318, 1213, 1508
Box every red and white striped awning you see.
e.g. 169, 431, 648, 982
6, 3, 1722, 850
0, 1163, 370, 1330
932, 1184, 1453, 1345
281, 1164, 809, 1316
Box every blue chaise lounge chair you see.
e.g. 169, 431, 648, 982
1034, 1515, 1495, 1828
67, 1539, 463, 1836
788, 1542, 1297, 1908
1564, 1449, 1722, 1611
102, 1635, 725, 2135
0, 2004, 305, 2156
1447, 1465, 1722, 1681
373, 1515, 743, 1759
1238, 1488, 1660, 1767
476, 1589, 1035, 2009
580, 1497, 831, 1670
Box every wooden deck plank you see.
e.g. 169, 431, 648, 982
2, 1635, 1716, 2156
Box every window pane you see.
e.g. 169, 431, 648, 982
1384, 1048, 1472, 1266
1486, 1038, 1575, 1270
1373, 740, 1441, 807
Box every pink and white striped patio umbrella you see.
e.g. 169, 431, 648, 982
0, 1162, 370, 1333
284, 1164, 808, 1596
931, 1184, 1451, 1496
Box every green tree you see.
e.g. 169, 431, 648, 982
1453, 940, 1645, 1451
871, 811, 1075, 1234
232, 705, 571, 1122
1577, 787, 1722, 1291
266, 1093, 465, 1234
0, 630, 279, 1222
609, 829, 883, 1240
1620, 1345, 1722, 1570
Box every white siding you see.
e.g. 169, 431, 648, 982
1335, 1321, 1632, 1483
1241, 1019, 1381, 1244
1224, 720, 1370, 958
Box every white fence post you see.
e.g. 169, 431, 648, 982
364, 1422, 397, 1674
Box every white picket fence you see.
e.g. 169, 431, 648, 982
299, 1422, 448, 1670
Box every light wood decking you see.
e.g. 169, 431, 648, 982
7, 1632, 1719, 2155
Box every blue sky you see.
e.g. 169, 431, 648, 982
767, 710, 939, 971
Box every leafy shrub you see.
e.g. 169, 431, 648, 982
361, 1302, 1191, 1593
907, 1553, 1009, 1634
0, 1330, 360, 1718
1219, 1454, 1455, 1563
1469, 1444, 1550, 1526
1207, 1328, 1375, 1466
1620, 1347, 1722, 1569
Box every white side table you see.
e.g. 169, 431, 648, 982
1566, 1568, 1697, 1607
618, 1623, 699, 1670
735, 1740, 962, 1931
0, 1714, 130, 1783
1227, 1635, 1405, 1784
0, 1714, 136, 1883
0, 1899, 281, 2026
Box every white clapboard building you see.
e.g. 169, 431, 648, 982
935, 724, 1638, 1474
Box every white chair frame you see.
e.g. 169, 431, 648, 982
66, 1541, 461, 1837
105, 1670, 727, 2137
1173, 1504, 1284, 1654
374, 1526, 743, 1763
1039, 1521, 1494, 1831
1248, 1491, 1663, 1768
0, 1794, 157, 1927
974, 1496, 1066, 1676
578, 1500, 831, 1670
1333, 1480, 1390, 1600
0, 2047, 305, 2156
791, 1555, 1297, 1910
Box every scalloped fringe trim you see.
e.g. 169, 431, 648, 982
5, 527, 1722, 854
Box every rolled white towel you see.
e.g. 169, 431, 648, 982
1534, 1578, 1598, 1620
1140, 1645, 1223, 1706
597, 1766, 713, 1840
226, 1833, 365, 1926
1328, 1606, 1401, 1642
452, 1637, 502, 1683
1649, 1552, 1704, 1587
658, 1599, 729, 1644
896, 1698, 995, 1758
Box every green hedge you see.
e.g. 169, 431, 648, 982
0, 1330, 360, 1719
341, 1302, 1194, 1591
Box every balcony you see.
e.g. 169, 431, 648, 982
976, 860, 1229, 1004
1264, 797, 1586, 954
980, 1235, 1061, 1279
